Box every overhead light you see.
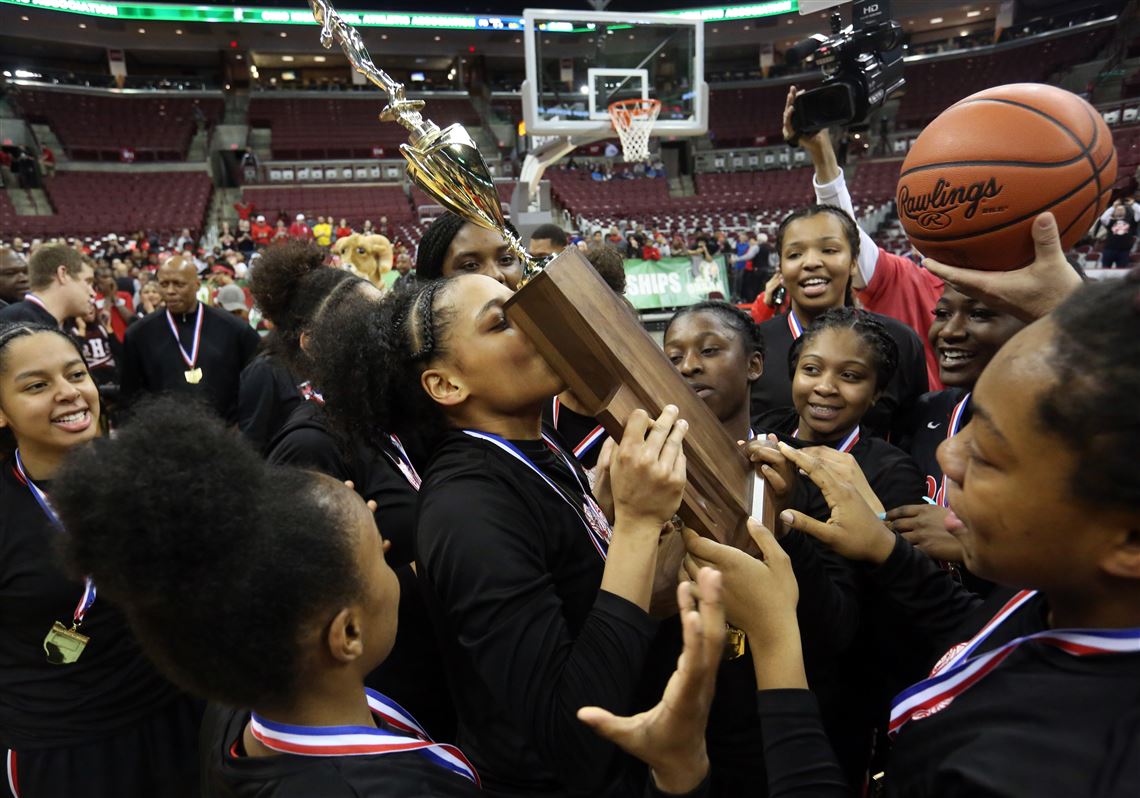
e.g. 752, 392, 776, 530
15, 69, 41, 79
236, 54, 243, 60
786, 19, 793, 24
1, 71, 9, 77
960, 30, 969, 37
20, 15, 28, 21
282, 71, 295, 81
313, 55, 326, 62
279, 32, 287, 38
381, 34, 388, 39
281, 55, 294, 62
175, 29, 183, 34
579, 85, 589, 94
434, 35, 441, 41
250, 65, 259, 78
930, 17, 943, 24
967, 10, 982, 17
78, 23, 86, 29
628, 34, 634, 40
138, 27, 146, 33
743, 25, 750, 30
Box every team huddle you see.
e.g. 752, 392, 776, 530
1, 84, 1140, 798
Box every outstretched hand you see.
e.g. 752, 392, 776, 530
578, 567, 724, 795
776, 443, 897, 564
922, 212, 1081, 322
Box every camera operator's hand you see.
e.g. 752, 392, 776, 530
782, 86, 841, 183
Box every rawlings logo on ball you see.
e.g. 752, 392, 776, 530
899, 177, 1004, 230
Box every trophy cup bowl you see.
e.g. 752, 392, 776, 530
401, 124, 507, 234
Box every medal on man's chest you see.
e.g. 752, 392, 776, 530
44, 621, 89, 665
184, 367, 203, 384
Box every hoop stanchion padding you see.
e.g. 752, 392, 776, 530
608, 98, 661, 163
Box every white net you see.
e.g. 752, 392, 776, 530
608, 99, 661, 163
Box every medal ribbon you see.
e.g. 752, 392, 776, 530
551, 397, 607, 460
165, 304, 204, 370
462, 430, 611, 560
792, 425, 860, 453
787, 310, 804, 340
13, 451, 97, 626
938, 392, 971, 508
889, 589, 1140, 737
387, 435, 422, 490
249, 688, 479, 785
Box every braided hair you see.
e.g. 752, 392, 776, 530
1038, 268, 1140, 509
665, 300, 765, 359
308, 279, 458, 455
788, 307, 898, 391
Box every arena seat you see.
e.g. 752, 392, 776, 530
248, 95, 482, 160
6, 171, 213, 238
11, 88, 223, 161
707, 82, 819, 147
895, 27, 1113, 129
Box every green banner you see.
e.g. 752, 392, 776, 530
622, 256, 730, 311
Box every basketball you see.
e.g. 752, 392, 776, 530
897, 83, 1118, 271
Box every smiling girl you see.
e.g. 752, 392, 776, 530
750, 206, 928, 440
0, 323, 198, 797
886, 286, 1025, 580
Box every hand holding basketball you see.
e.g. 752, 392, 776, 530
923, 212, 1083, 322
897, 83, 1116, 272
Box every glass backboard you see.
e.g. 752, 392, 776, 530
522, 9, 707, 138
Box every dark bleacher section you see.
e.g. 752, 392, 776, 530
896, 27, 1112, 128
1113, 125, 1140, 190
8, 171, 212, 238
0, 192, 19, 237
411, 181, 515, 220
249, 95, 481, 159
847, 159, 903, 204
12, 89, 222, 161
240, 185, 420, 243
551, 168, 805, 231
707, 82, 818, 148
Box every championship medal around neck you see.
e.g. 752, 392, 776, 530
166, 305, 205, 385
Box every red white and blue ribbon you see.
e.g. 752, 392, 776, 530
938, 391, 971, 508
787, 310, 804, 340
387, 435, 422, 490
249, 688, 479, 786
551, 397, 607, 460
165, 304, 203, 370
299, 381, 323, 403
792, 425, 860, 453
463, 429, 611, 560
889, 589, 1140, 738
13, 451, 97, 626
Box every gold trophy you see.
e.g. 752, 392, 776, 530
307, 0, 773, 572
308, 0, 540, 278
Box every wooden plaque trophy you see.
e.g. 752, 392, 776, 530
308, 0, 773, 548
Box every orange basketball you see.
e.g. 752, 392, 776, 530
897, 83, 1117, 271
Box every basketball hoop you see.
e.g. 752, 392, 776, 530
608, 98, 661, 163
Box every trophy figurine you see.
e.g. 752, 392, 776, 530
308, 0, 540, 279
307, 0, 772, 550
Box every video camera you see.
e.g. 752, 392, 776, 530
786, 0, 905, 134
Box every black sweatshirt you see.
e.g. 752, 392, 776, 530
895, 388, 969, 504
416, 431, 660, 798
237, 352, 301, 456
0, 297, 57, 327
757, 537, 1140, 798
120, 303, 261, 424
266, 400, 419, 568
0, 461, 181, 749
202, 703, 712, 798
750, 311, 928, 441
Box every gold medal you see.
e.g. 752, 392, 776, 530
184, 367, 203, 384
44, 621, 89, 665
724, 624, 746, 660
